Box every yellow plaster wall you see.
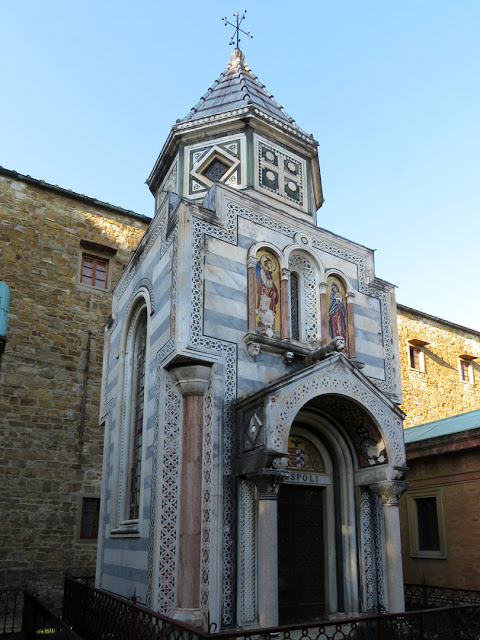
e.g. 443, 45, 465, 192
397, 307, 480, 428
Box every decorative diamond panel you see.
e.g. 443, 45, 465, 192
186, 136, 244, 198
257, 140, 305, 207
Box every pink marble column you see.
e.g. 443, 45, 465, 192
169, 363, 212, 626
247, 256, 257, 332
346, 292, 356, 358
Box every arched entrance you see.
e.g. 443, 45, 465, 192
235, 354, 407, 628
276, 391, 394, 624
276, 406, 360, 624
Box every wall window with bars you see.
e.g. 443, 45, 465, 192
81, 254, 108, 289
407, 488, 447, 558
129, 314, 147, 521
79, 496, 100, 540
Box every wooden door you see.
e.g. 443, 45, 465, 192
278, 484, 325, 624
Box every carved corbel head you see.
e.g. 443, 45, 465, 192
247, 342, 261, 360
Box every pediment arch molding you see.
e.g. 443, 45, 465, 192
264, 358, 405, 468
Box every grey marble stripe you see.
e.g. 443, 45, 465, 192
107, 374, 118, 394
205, 251, 247, 275
355, 352, 385, 370
102, 564, 148, 583
150, 315, 170, 346
205, 278, 247, 303
353, 303, 381, 321
238, 376, 266, 395
237, 233, 256, 250
155, 283, 171, 313
104, 537, 150, 552
205, 309, 248, 333
355, 327, 383, 346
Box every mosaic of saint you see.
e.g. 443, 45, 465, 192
327, 275, 348, 352
287, 435, 325, 473
255, 249, 281, 338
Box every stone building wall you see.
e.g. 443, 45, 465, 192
0, 168, 149, 610
397, 305, 480, 428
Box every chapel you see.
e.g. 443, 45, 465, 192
96, 47, 408, 630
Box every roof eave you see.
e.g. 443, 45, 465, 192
147, 106, 320, 196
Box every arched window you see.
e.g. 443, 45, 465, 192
288, 253, 319, 343
290, 272, 300, 341
111, 299, 150, 533
129, 312, 147, 520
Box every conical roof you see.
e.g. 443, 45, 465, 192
180, 48, 312, 139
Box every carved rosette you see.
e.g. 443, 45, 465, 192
250, 470, 289, 500
370, 480, 409, 507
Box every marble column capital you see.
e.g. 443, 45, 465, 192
249, 469, 289, 500
247, 256, 258, 270
168, 363, 212, 397
280, 268, 290, 282
370, 480, 409, 507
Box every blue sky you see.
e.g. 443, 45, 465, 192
1, 1, 479, 330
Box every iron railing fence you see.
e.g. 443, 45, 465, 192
22, 590, 83, 639
0, 588, 24, 635
405, 583, 480, 610
1, 588, 81, 639
64, 577, 480, 640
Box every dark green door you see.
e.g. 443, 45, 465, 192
278, 484, 325, 624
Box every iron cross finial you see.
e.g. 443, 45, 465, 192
222, 10, 253, 49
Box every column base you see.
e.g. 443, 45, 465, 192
172, 608, 203, 627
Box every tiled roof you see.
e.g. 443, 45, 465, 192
404, 408, 480, 444
180, 48, 311, 138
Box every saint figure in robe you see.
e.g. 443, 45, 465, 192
328, 281, 347, 343
256, 253, 280, 338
